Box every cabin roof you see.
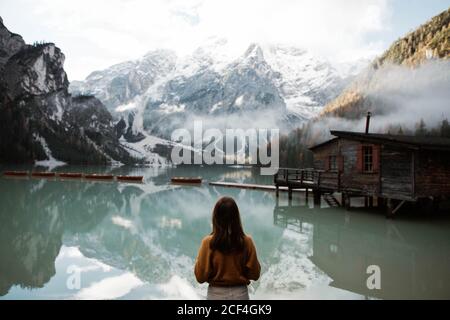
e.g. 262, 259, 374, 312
309, 137, 340, 151
310, 131, 450, 151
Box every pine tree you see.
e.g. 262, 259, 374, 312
415, 118, 427, 136
440, 118, 450, 138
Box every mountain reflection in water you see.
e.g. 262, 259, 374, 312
0, 165, 449, 299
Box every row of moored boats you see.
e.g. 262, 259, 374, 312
3, 171, 205, 185
2, 171, 144, 182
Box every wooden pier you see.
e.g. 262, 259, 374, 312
209, 181, 306, 193
274, 168, 336, 205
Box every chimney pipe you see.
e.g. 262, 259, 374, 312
365, 112, 371, 134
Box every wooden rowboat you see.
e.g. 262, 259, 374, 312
59, 173, 83, 178
171, 177, 202, 184
84, 174, 114, 180
3, 171, 29, 177
116, 175, 144, 182
31, 172, 56, 178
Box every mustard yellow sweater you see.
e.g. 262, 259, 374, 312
194, 235, 261, 286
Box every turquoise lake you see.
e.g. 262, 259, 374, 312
0, 165, 449, 300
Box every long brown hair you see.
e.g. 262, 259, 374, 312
210, 197, 246, 253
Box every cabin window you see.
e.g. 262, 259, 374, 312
329, 155, 337, 171
363, 146, 373, 172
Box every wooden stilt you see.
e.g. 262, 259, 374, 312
313, 190, 321, 206
431, 196, 441, 214
369, 196, 374, 208
345, 194, 351, 211
376, 197, 382, 208
386, 198, 394, 219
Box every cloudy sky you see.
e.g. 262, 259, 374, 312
1, 0, 448, 80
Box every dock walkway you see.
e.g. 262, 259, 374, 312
274, 168, 337, 203
209, 181, 306, 193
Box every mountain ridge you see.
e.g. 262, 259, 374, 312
321, 7, 450, 118
70, 40, 356, 141
0, 18, 140, 165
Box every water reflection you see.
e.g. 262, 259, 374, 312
0, 165, 449, 299
273, 199, 450, 299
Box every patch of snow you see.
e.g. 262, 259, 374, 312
116, 101, 137, 113
130, 96, 147, 136
209, 102, 222, 113
34, 134, 67, 170
120, 130, 201, 166
235, 95, 244, 107
120, 134, 173, 166
159, 103, 185, 114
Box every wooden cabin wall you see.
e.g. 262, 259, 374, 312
415, 150, 450, 198
312, 141, 340, 189
312, 137, 450, 200
380, 146, 414, 200
312, 141, 338, 170
312, 139, 380, 195
339, 139, 380, 195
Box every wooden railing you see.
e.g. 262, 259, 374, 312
274, 168, 340, 191
274, 168, 324, 186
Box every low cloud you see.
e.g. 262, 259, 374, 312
308, 60, 450, 143
0, 0, 391, 80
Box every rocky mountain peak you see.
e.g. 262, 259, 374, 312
0, 17, 139, 165
4, 43, 69, 99
244, 43, 265, 62
142, 49, 177, 61
0, 17, 26, 67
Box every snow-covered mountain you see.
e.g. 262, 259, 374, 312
71, 40, 362, 140
262, 45, 347, 119
71, 49, 177, 112
0, 14, 366, 166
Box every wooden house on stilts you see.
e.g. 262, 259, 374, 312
274, 113, 450, 217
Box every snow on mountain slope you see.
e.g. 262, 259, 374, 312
33, 133, 67, 169
263, 44, 345, 119
70, 41, 366, 143
70, 49, 177, 113
120, 134, 172, 166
